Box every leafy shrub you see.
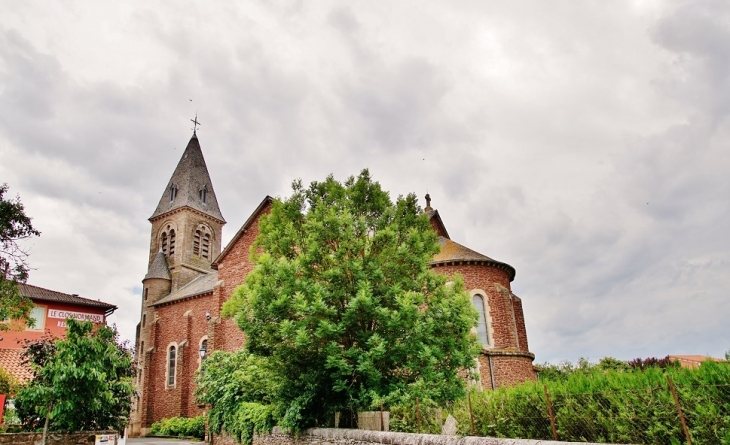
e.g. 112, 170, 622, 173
391, 359, 730, 445
149, 416, 205, 439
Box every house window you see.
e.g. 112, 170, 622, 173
199, 186, 207, 204
167, 345, 177, 386
472, 295, 490, 347
27, 306, 46, 331
169, 229, 176, 255
169, 185, 178, 202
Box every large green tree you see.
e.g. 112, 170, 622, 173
0, 183, 40, 331
15, 319, 135, 433
222, 170, 479, 431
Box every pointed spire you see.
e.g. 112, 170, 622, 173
145, 250, 171, 280
149, 134, 225, 223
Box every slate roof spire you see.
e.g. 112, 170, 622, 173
149, 134, 225, 223
144, 250, 171, 280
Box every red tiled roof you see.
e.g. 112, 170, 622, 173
19, 283, 117, 312
0, 348, 32, 383
669, 355, 726, 369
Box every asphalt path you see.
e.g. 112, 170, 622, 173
126, 438, 204, 445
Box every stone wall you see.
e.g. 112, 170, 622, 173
0, 431, 116, 445
214, 428, 613, 445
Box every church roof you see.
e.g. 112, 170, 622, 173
152, 271, 218, 306
144, 251, 171, 280
150, 134, 225, 223
19, 283, 117, 313
431, 237, 516, 282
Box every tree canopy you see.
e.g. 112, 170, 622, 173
15, 319, 135, 432
220, 170, 479, 431
0, 183, 40, 331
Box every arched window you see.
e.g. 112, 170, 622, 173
472, 295, 490, 347
167, 345, 177, 386
169, 185, 178, 203
193, 230, 201, 256
199, 186, 207, 204
161, 232, 168, 255
202, 233, 210, 259
169, 229, 176, 255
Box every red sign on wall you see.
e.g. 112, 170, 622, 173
0, 393, 6, 423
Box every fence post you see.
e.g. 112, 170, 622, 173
667, 375, 693, 445
416, 397, 421, 434
543, 385, 558, 441
380, 403, 385, 431
467, 391, 475, 436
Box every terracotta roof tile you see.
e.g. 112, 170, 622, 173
19, 283, 116, 311
430, 237, 516, 281
0, 348, 32, 383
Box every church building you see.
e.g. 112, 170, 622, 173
130, 133, 536, 436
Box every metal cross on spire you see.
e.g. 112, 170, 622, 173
191, 113, 201, 135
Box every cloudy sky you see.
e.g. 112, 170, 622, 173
1, 0, 728, 364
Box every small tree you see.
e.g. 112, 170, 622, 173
222, 170, 479, 431
15, 318, 135, 433
0, 183, 40, 332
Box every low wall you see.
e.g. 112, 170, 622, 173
0, 431, 117, 445
215, 427, 620, 445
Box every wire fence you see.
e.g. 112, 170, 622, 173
387, 377, 730, 444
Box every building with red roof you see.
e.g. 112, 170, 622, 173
0, 283, 117, 383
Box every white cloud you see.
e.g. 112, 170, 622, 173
1, 0, 728, 363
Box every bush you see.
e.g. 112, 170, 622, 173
149, 416, 205, 439
391, 359, 730, 445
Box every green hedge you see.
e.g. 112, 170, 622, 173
391, 360, 730, 444
149, 416, 206, 439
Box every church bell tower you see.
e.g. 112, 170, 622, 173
145, 132, 226, 296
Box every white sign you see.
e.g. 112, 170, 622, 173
48, 309, 104, 323
94, 434, 116, 445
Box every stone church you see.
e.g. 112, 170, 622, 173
130, 133, 536, 436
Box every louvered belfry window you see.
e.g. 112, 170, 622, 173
169, 229, 176, 255
193, 230, 201, 256
202, 233, 210, 259
161, 232, 168, 255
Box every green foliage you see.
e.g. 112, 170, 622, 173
0, 366, 20, 395
14, 318, 136, 432
195, 350, 279, 445
392, 359, 730, 445
149, 416, 206, 439
219, 170, 480, 432
0, 183, 40, 332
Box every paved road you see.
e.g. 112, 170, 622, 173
126, 438, 204, 445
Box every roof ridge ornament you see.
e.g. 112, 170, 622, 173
425, 193, 432, 212
191, 113, 201, 136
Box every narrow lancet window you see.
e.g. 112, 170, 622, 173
169, 185, 178, 203
472, 294, 490, 346
200, 186, 207, 204
168, 345, 177, 386
161, 232, 168, 255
